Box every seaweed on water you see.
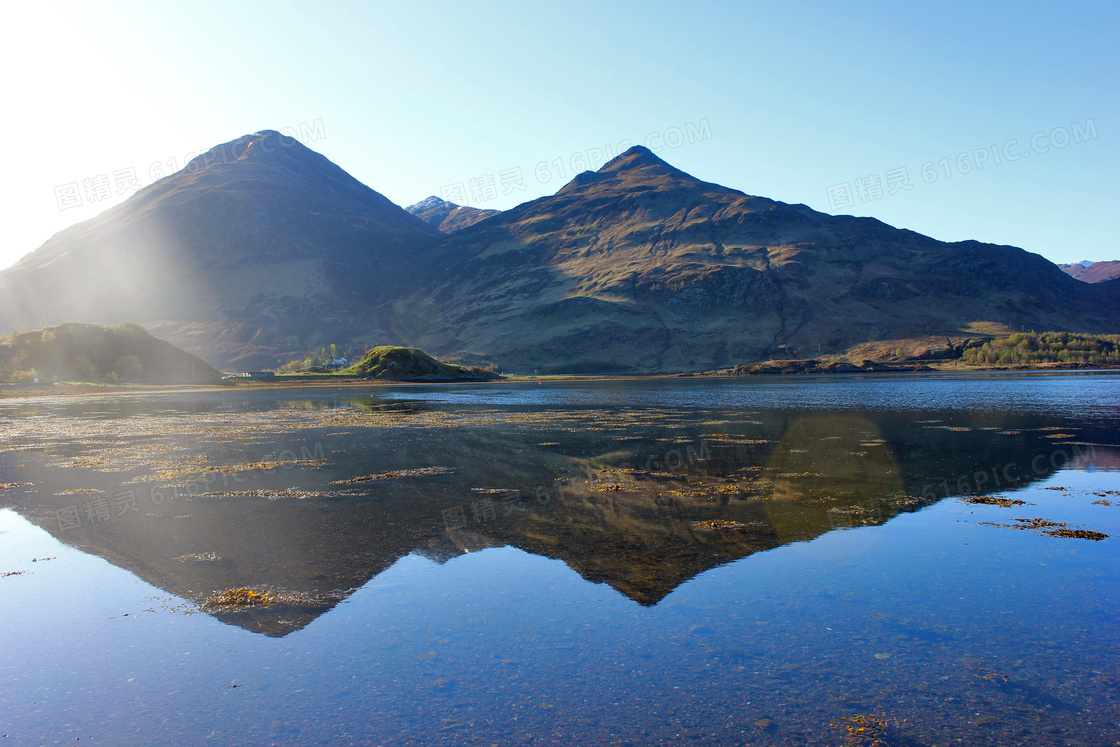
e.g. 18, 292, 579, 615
981, 516, 1109, 541
203, 587, 276, 609
329, 467, 453, 485
962, 495, 1029, 507
692, 519, 751, 531
202, 586, 348, 612
830, 713, 909, 746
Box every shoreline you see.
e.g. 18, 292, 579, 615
2, 362, 1118, 399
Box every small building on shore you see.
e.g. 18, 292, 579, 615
223, 371, 276, 380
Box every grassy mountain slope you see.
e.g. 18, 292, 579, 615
1, 133, 1116, 375
0, 131, 441, 370
344, 346, 500, 380
391, 147, 1118, 372
0, 322, 220, 384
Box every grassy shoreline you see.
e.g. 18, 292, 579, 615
2, 360, 1117, 399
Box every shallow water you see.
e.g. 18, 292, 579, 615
1, 373, 1118, 746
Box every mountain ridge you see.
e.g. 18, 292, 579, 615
1060, 260, 1120, 283
1, 132, 1116, 372
0, 130, 441, 369
390, 144, 1114, 372
405, 195, 500, 233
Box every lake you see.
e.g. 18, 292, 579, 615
1, 373, 1118, 746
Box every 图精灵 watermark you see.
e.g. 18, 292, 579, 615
52, 119, 327, 212
440, 118, 713, 206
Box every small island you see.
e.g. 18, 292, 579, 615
341, 346, 502, 381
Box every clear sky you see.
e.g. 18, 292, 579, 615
1, 0, 1116, 271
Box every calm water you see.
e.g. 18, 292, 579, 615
1, 373, 1118, 746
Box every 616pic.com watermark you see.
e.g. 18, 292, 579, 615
826, 118, 1099, 212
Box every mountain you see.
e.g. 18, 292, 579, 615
0, 131, 441, 370
0, 322, 220, 384
1060, 260, 1120, 283
2, 134, 1117, 373
390, 146, 1120, 372
406, 195, 500, 233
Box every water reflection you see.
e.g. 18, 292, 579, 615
2, 379, 1115, 638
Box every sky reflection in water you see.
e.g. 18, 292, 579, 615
1, 374, 1118, 746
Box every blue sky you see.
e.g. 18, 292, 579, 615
1, 0, 1116, 270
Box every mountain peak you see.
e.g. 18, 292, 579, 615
182, 130, 312, 173
600, 145, 673, 174
0, 129, 442, 368
406, 195, 500, 233
555, 144, 711, 196
406, 196, 448, 213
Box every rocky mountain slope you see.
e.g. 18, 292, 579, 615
406, 195, 500, 233
0, 131, 441, 369
1060, 260, 1120, 283
1, 134, 1116, 373
390, 146, 1119, 372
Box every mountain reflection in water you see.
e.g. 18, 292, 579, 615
1, 377, 1113, 637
